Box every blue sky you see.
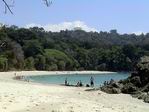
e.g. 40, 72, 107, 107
0, 0, 149, 34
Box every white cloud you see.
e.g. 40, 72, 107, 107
132, 31, 146, 35
25, 21, 98, 32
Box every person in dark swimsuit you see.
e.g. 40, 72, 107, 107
90, 76, 94, 87
65, 78, 68, 86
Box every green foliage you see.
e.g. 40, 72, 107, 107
0, 55, 8, 71
44, 49, 70, 61
23, 40, 43, 57
58, 61, 66, 70
44, 49, 73, 70
35, 55, 46, 70
0, 25, 149, 71
24, 57, 35, 70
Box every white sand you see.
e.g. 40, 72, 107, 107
0, 71, 149, 112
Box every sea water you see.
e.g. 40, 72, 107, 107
26, 72, 130, 87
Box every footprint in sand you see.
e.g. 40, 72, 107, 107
41, 108, 45, 110
15, 101, 20, 103
35, 104, 39, 106
111, 108, 115, 110
4, 95, 8, 97
98, 93, 101, 95
9, 100, 13, 103
70, 106, 73, 109
38, 101, 41, 104
30, 100, 34, 103
70, 110, 74, 112
2, 107, 7, 109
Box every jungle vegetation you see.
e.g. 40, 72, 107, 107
0, 25, 149, 71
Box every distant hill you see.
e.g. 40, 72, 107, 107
0, 25, 149, 71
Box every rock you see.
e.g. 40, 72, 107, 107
136, 56, 149, 86
100, 56, 149, 103
121, 83, 137, 94
131, 72, 139, 77
131, 91, 142, 98
111, 82, 123, 89
100, 86, 121, 94
138, 92, 147, 99
119, 78, 130, 85
144, 95, 149, 103
142, 84, 149, 92
130, 76, 141, 87
86, 84, 90, 87
112, 88, 121, 94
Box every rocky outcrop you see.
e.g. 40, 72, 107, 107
100, 80, 122, 94
101, 56, 149, 103
101, 77, 149, 103
132, 92, 149, 103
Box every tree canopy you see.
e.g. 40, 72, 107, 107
0, 25, 149, 71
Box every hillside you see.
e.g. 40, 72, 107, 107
0, 25, 149, 71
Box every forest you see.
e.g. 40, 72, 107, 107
0, 25, 149, 72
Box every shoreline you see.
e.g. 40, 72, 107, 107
0, 70, 116, 82
14, 70, 116, 76
11, 71, 117, 87
0, 71, 149, 112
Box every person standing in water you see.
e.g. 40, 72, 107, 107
90, 76, 94, 87
65, 78, 68, 86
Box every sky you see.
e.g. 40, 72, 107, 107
0, 0, 149, 34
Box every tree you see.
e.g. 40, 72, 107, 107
23, 40, 43, 57
24, 57, 35, 70
44, 49, 73, 70
35, 55, 46, 70
48, 64, 58, 71
1, 25, 149, 71
9, 41, 24, 69
58, 61, 66, 70
76, 48, 89, 69
0, 55, 8, 71
1, 0, 52, 14
1, 0, 14, 14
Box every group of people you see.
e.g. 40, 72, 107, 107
64, 76, 94, 87
14, 73, 29, 82
103, 79, 114, 86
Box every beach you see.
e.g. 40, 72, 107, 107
0, 71, 149, 112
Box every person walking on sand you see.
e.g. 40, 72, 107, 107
14, 72, 17, 76
90, 76, 94, 87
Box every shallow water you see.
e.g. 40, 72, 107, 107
26, 72, 130, 87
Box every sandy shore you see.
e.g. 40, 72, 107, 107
0, 71, 149, 112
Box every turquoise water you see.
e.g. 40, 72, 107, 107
26, 72, 130, 87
